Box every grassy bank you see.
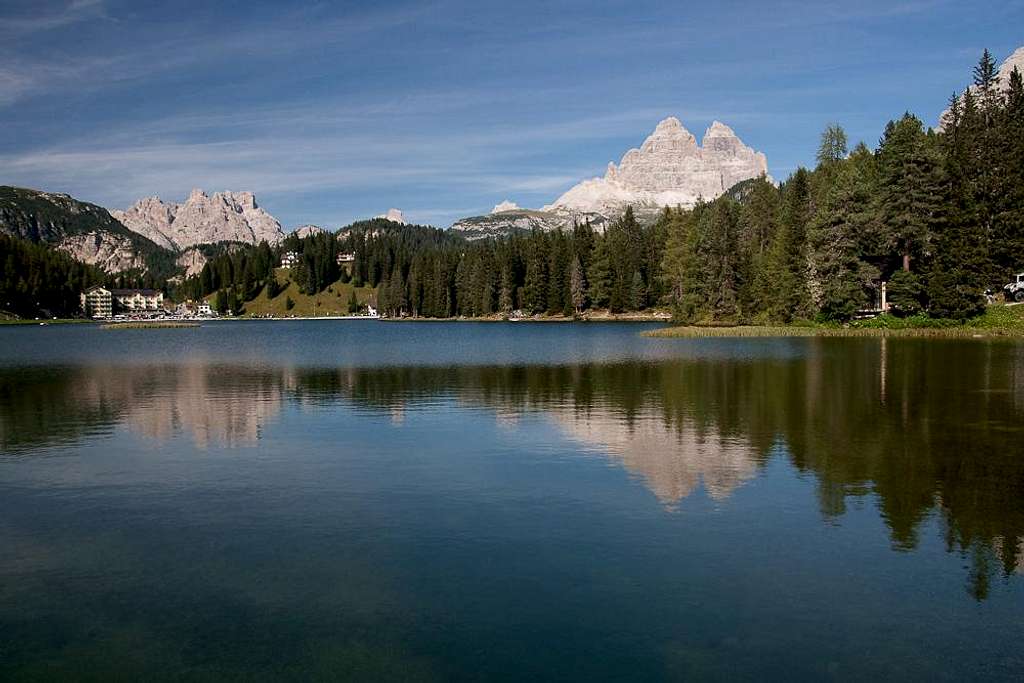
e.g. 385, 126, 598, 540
644, 304, 1024, 339
231, 269, 377, 318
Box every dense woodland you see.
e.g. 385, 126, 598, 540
3, 52, 1021, 322
0, 234, 104, 318
177, 52, 1023, 322
661, 51, 1024, 323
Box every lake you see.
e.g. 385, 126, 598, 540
1, 321, 1022, 680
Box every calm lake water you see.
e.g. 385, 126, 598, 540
1, 321, 1022, 681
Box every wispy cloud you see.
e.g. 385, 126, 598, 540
0, 0, 107, 34
0, 2, 435, 107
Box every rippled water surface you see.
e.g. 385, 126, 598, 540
1, 321, 1022, 680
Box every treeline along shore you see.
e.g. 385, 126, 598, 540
2, 52, 1022, 330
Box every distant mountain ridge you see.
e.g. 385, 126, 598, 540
113, 188, 285, 251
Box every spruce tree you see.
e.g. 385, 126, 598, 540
215, 289, 228, 315
588, 238, 612, 309
762, 169, 812, 322
660, 208, 702, 322
570, 255, 587, 314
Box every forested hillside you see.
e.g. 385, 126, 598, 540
11, 51, 1018, 324
207, 51, 1021, 323
0, 234, 104, 318
0, 186, 178, 279
661, 51, 1024, 323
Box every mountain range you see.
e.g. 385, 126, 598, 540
3, 45, 1021, 274
112, 189, 285, 252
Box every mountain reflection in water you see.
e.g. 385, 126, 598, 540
3, 339, 1022, 600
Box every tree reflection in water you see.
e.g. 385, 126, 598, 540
2, 338, 1021, 598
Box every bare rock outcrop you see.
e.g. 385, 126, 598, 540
451, 116, 769, 239
113, 188, 284, 251
491, 200, 520, 213
175, 247, 208, 278
57, 232, 146, 273
291, 224, 325, 238
374, 208, 406, 224
1, 185, 165, 273
544, 117, 769, 216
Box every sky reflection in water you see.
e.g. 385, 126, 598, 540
1, 322, 1022, 680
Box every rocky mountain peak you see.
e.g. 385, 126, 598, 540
113, 188, 284, 251
291, 224, 324, 238
545, 116, 768, 217
225, 190, 257, 211
492, 200, 520, 214
999, 46, 1024, 81
703, 120, 737, 139
375, 208, 406, 224
454, 116, 770, 239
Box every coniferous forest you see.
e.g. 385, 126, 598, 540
173, 52, 1023, 323
3, 52, 1021, 322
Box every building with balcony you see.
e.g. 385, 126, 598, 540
110, 289, 164, 312
80, 286, 113, 318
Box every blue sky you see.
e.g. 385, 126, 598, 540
1, 1, 1022, 229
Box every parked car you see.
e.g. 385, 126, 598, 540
1005, 273, 1024, 302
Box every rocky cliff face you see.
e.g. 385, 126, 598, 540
451, 117, 769, 239
0, 185, 165, 273
544, 117, 768, 216
57, 232, 147, 273
175, 247, 209, 278
113, 189, 285, 251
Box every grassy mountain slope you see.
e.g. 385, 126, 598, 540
234, 268, 378, 317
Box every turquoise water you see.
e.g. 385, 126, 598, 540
1, 322, 1022, 680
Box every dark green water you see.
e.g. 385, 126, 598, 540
1, 321, 1022, 681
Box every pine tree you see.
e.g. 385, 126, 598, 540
588, 237, 612, 309
816, 123, 849, 166
761, 169, 812, 322
570, 255, 587, 314
660, 208, 702, 322
215, 289, 228, 315
498, 263, 515, 313
876, 114, 945, 274
629, 270, 644, 311
809, 157, 878, 320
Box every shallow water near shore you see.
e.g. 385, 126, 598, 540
1, 321, 1022, 680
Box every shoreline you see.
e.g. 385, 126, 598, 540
643, 325, 1024, 339
381, 311, 674, 323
